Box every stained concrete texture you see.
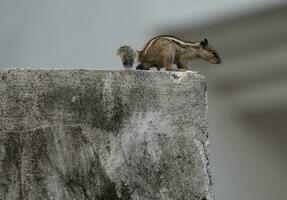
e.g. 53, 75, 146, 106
0, 69, 212, 200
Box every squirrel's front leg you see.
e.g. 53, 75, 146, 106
164, 63, 173, 71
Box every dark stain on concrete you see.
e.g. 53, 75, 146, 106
1, 126, 124, 200
118, 181, 132, 200
2, 132, 23, 199
37, 84, 130, 132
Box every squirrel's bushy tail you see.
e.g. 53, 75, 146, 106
116, 46, 137, 69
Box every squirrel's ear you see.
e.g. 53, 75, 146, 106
200, 38, 208, 46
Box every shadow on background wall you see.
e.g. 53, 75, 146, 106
160, 4, 287, 200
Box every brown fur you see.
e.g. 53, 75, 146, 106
136, 35, 221, 71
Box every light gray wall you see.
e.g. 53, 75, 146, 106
0, 0, 282, 67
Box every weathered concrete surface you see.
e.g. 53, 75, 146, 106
0, 69, 212, 200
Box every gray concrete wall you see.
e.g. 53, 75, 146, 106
0, 69, 211, 200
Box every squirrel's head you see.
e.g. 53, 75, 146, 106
197, 39, 221, 64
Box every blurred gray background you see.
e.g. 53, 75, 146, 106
1, 0, 287, 199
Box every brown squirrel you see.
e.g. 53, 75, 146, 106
117, 35, 221, 71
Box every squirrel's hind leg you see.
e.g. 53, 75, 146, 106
136, 62, 151, 70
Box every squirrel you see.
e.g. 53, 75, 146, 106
116, 35, 221, 71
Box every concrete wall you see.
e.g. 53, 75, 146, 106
0, 69, 211, 200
